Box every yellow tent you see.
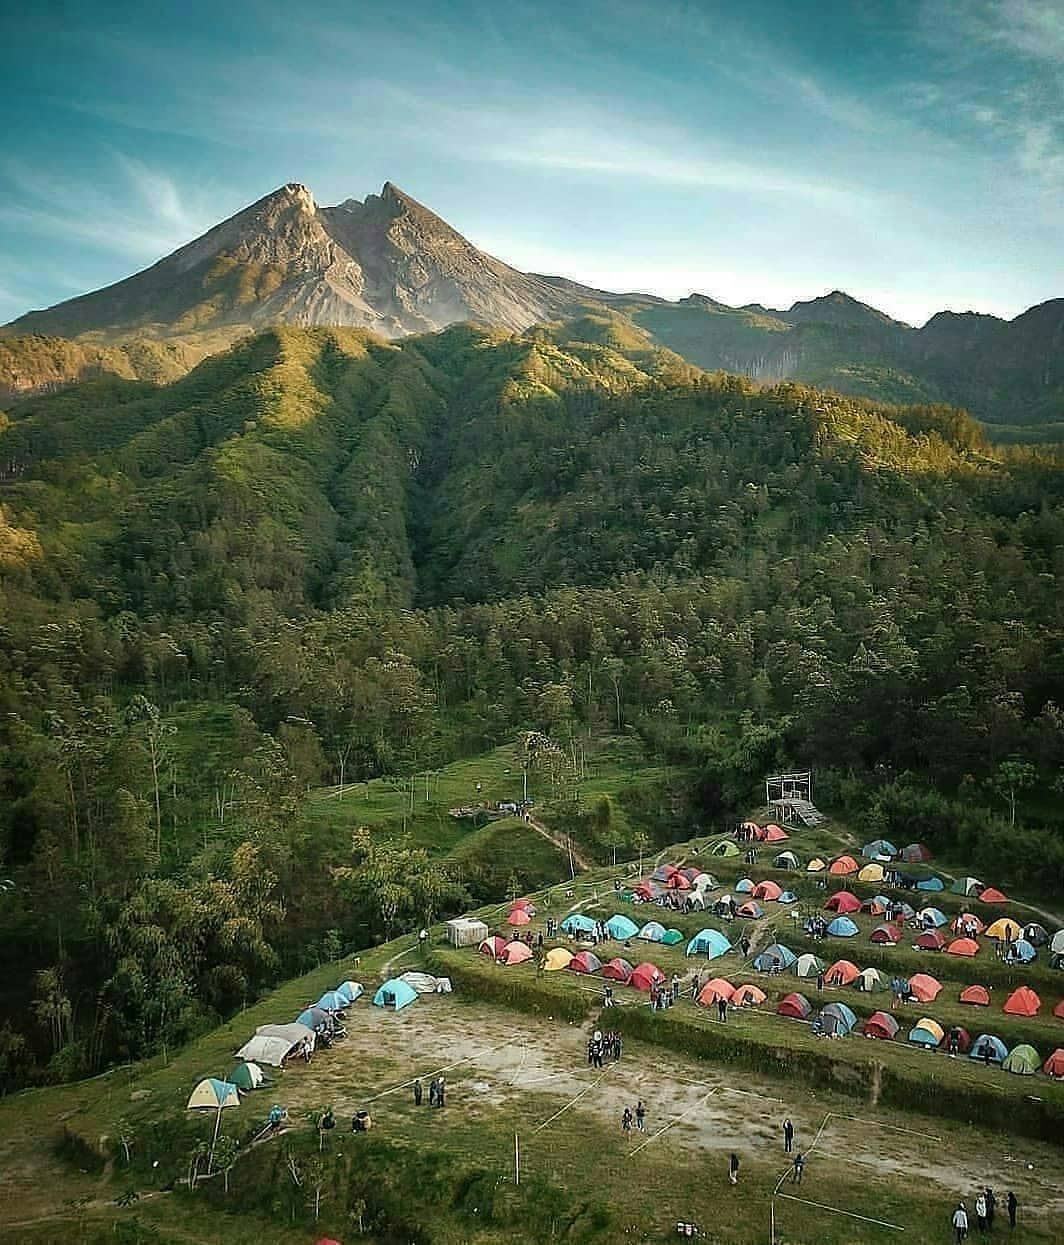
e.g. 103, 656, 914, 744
806, 858, 826, 873
912, 1017, 944, 1044
986, 918, 1022, 942
544, 947, 573, 972
858, 863, 885, 883
186, 1078, 241, 1111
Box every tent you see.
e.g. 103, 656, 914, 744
908, 1018, 945, 1048
794, 953, 827, 978
639, 921, 667, 942
569, 951, 603, 974
316, 990, 351, 1011
393, 972, 437, 994
1004, 1044, 1040, 1076
692, 872, 717, 891
979, 887, 1008, 904
297, 1007, 331, 1032
633, 881, 664, 901
763, 824, 789, 842
946, 938, 980, 957
829, 856, 858, 876
861, 898, 886, 916
753, 880, 783, 901
908, 973, 943, 1002
1012, 939, 1037, 963
697, 978, 735, 1006
480, 936, 507, 958
228, 1062, 264, 1091
256, 1022, 314, 1047
651, 864, 678, 883
734, 878, 755, 894
709, 839, 741, 857
601, 957, 634, 982
915, 930, 946, 951
826, 916, 859, 938
854, 967, 885, 992
508, 908, 532, 926
741, 821, 760, 837
916, 876, 945, 892
544, 947, 573, 971
895, 901, 916, 919
949, 876, 985, 897
736, 901, 764, 919
337, 981, 364, 1003
945, 1025, 971, 1052
660, 928, 685, 946
863, 1011, 899, 1039
667, 872, 692, 890
824, 959, 859, 986
825, 891, 861, 914
819, 1002, 858, 1035
971, 1035, 1008, 1064
986, 918, 1023, 942
862, 839, 898, 859
1051, 931, 1064, 955
605, 914, 639, 941
918, 907, 948, 929
1043, 1049, 1064, 1078
1003, 986, 1041, 1017
959, 985, 991, 1006
778, 891, 798, 904
680, 867, 701, 883
187, 1078, 240, 1112
952, 913, 985, 935
901, 843, 932, 863
686, 928, 731, 959
806, 857, 826, 873
373, 979, 418, 1011
773, 852, 800, 870
561, 914, 597, 937
732, 983, 767, 1006
857, 863, 885, 884
235, 1034, 295, 1067
777, 992, 812, 1019
870, 924, 900, 944
1024, 923, 1049, 947
630, 962, 665, 992
502, 941, 533, 965
511, 898, 534, 912
753, 943, 796, 972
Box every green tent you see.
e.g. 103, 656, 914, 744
660, 929, 684, 946
1003, 1044, 1040, 1076
228, 1062, 265, 1091
709, 839, 741, 858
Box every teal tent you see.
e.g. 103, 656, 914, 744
686, 928, 731, 959
316, 990, 350, 1011
753, 943, 796, 971
561, 914, 596, 936
373, 979, 418, 1011
605, 914, 639, 940
639, 921, 667, 942
661, 928, 685, 946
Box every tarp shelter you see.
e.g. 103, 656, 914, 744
1013, 939, 1037, 963
952, 913, 985, 935
763, 824, 789, 841
602, 957, 634, 982
986, 918, 1023, 942
908, 973, 943, 1002
753, 880, 783, 901
825, 891, 861, 914
901, 843, 932, 863
1043, 1049, 1064, 1078
630, 962, 665, 992
400, 972, 439, 994
606, 914, 639, 940
916, 930, 946, 951
870, 924, 901, 944
773, 852, 800, 870
1004, 1044, 1040, 1075
909, 1019, 945, 1048
864, 1011, 899, 1039
858, 863, 885, 883
709, 839, 741, 857
916, 876, 945, 892
960, 985, 991, 1006
732, 983, 767, 1006
337, 981, 364, 1003
918, 907, 948, 929
480, 936, 507, 958
316, 991, 350, 1011
651, 864, 678, 883
1024, 923, 1049, 947
373, 979, 418, 1011
1004, 986, 1041, 1017
561, 914, 597, 937
544, 947, 573, 971
446, 916, 489, 947
946, 938, 980, 957
187, 1078, 240, 1111
639, 921, 667, 942
686, 928, 731, 959
862, 839, 898, 859
502, 941, 533, 965
660, 929, 685, 946
794, 953, 826, 978
753, 943, 796, 971
819, 1002, 858, 1035
829, 856, 859, 876
854, 967, 884, 992
569, 951, 603, 974
508, 907, 532, 926
824, 959, 859, 985
1051, 931, 1064, 955
235, 1034, 293, 1067
697, 978, 734, 1006
806, 858, 826, 873
228, 1062, 264, 1091
949, 877, 984, 897
736, 901, 764, 919
777, 992, 812, 1019
734, 878, 755, 894
826, 916, 859, 938
979, 887, 1008, 904
971, 1035, 1008, 1064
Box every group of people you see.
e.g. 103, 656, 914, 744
621, 1100, 647, 1133
952, 1188, 1018, 1239
649, 975, 683, 1011
412, 1075, 446, 1107
587, 1028, 622, 1067
804, 915, 830, 941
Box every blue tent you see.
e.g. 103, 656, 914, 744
778, 891, 798, 904
336, 981, 364, 1003
916, 876, 945, 892
734, 878, 755, 894
561, 914, 596, 936
908, 1023, 944, 1048
819, 1003, 858, 1035
862, 839, 898, 859
639, 921, 667, 942
686, 928, 731, 959
753, 943, 796, 971
316, 991, 350, 1011
605, 914, 639, 940
297, 1006, 330, 1031
1012, 938, 1037, 963
373, 979, 418, 1011
970, 1034, 1008, 1064
826, 916, 858, 938
918, 907, 948, 928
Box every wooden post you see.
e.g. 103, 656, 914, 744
514, 1132, 520, 1186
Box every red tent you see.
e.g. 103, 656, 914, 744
960, 985, 990, 1006
979, 887, 1008, 904
680, 867, 701, 882
601, 957, 633, 983
863, 1011, 899, 1039
569, 951, 603, 975
946, 937, 980, 957
511, 897, 534, 911
823, 959, 859, 985
777, 992, 812, 1019
732, 983, 767, 1006
828, 855, 859, 875
1055, 998, 1064, 1019
479, 936, 507, 958
630, 962, 666, 992
916, 930, 946, 951
508, 908, 532, 926
870, 924, 900, 944
1003, 986, 1041, 1017
633, 881, 661, 901
697, 978, 735, 1006
753, 880, 783, 901
901, 843, 933, 863
908, 973, 942, 1002
949, 1026, 972, 1052
667, 872, 692, 890
1044, 1049, 1064, 1078
824, 891, 861, 914
763, 824, 789, 842
503, 941, 533, 965
741, 821, 760, 836
651, 863, 679, 882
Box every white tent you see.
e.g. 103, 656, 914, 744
447, 916, 489, 948
256, 1022, 315, 1052
235, 1034, 293, 1068
692, 873, 717, 891
400, 971, 439, 994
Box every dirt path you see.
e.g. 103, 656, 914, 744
527, 813, 594, 872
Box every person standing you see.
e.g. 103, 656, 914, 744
975, 1192, 987, 1234
635, 1100, 646, 1132
437, 1075, 446, 1107
952, 1202, 969, 1243
816, 971, 825, 992
985, 1188, 996, 1230
1007, 1191, 1017, 1229
691, 972, 701, 999
622, 1106, 633, 1133
791, 1152, 805, 1184
413, 1078, 423, 1106
718, 998, 727, 1023
729, 1152, 740, 1185
783, 1118, 794, 1154
429, 1078, 439, 1107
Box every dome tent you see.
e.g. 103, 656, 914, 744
1003, 986, 1041, 1017
777, 992, 812, 1019
979, 887, 1009, 904
605, 914, 639, 940
709, 839, 741, 857
970, 1034, 1008, 1063
828, 856, 858, 876
862, 839, 897, 859
819, 1002, 858, 1035
1024, 923, 1049, 947
630, 962, 666, 992
601, 957, 634, 983
916, 876, 944, 892
946, 938, 980, 957
697, 978, 735, 1006
734, 878, 755, 894
753, 943, 796, 971
854, 967, 885, 992
569, 951, 603, 974
863, 1011, 899, 1039
870, 924, 901, 944
915, 930, 946, 951
826, 916, 859, 938
908, 973, 943, 1002
1043, 1048, 1064, 1078
908, 1018, 944, 1048
753, 880, 783, 901
986, 918, 1023, 943
959, 985, 991, 1006
736, 901, 764, 919
686, 928, 731, 959
480, 936, 507, 958
561, 914, 597, 936
773, 851, 800, 870
638, 921, 667, 942
1003, 1044, 1040, 1075
732, 983, 767, 1006
544, 947, 573, 971
228, 1062, 264, 1091
858, 863, 885, 883
824, 959, 859, 985
373, 979, 418, 1010
918, 907, 948, 929
660, 929, 685, 946
806, 857, 827, 873
949, 876, 985, 897
502, 941, 533, 965
901, 843, 932, 863
824, 891, 861, 914
794, 953, 826, 978
336, 981, 364, 1003
316, 990, 351, 1011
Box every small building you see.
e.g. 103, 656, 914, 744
446, 916, 489, 948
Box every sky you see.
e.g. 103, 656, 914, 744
0, 0, 1062, 327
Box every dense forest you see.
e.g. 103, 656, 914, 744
2, 318, 1064, 1089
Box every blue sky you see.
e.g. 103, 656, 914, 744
0, 0, 1062, 326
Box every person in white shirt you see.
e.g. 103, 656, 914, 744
952, 1202, 969, 1242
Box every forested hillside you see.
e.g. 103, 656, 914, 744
2, 320, 1064, 1088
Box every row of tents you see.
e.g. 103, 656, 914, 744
480, 938, 670, 992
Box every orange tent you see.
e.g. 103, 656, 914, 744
1003, 986, 1041, 1017
731, 983, 767, 1006
829, 855, 859, 875
960, 985, 990, 1006
946, 938, 980, 957
908, 973, 942, 1002
824, 891, 861, 914
763, 824, 789, 842
508, 908, 532, 926
753, 880, 783, 901
979, 887, 1008, 904
824, 960, 859, 985
697, 978, 735, 1006
1044, 1049, 1064, 1078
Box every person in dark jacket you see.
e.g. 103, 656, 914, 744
413, 1078, 423, 1106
